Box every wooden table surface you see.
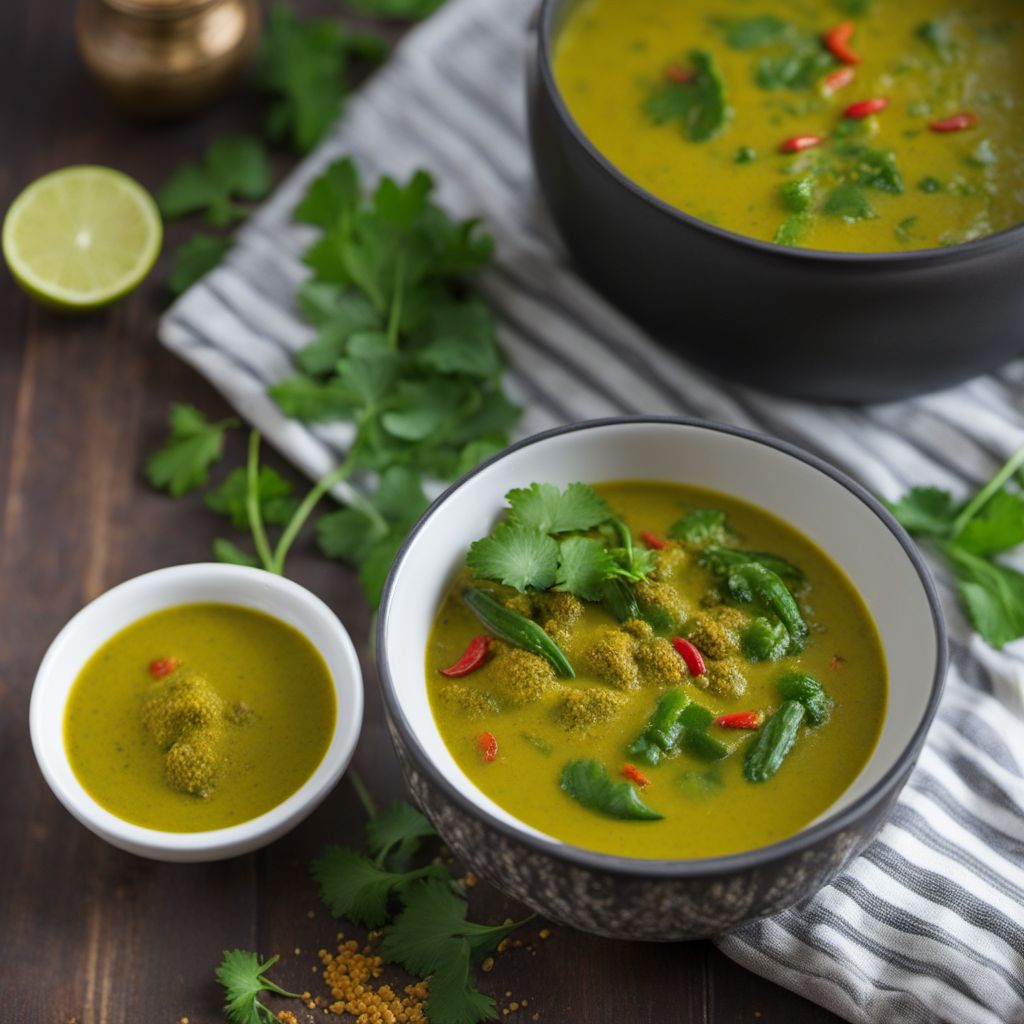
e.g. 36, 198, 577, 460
0, 4, 842, 1021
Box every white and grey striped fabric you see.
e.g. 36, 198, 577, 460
159, 1, 1024, 1020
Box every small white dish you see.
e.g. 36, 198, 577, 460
30, 563, 363, 862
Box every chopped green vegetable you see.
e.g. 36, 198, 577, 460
560, 759, 663, 820
216, 950, 300, 1024
145, 404, 237, 498
726, 563, 808, 652
773, 213, 812, 247
735, 145, 758, 164
822, 182, 877, 222
669, 508, 728, 545
678, 703, 729, 761
781, 176, 815, 213
700, 546, 805, 589
918, 176, 944, 194
627, 689, 691, 766
603, 577, 642, 622
777, 672, 833, 725
722, 16, 790, 50
644, 50, 730, 142
744, 700, 806, 782
742, 617, 791, 662
755, 36, 837, 91
895, 216, 919, 244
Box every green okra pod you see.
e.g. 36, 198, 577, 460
743, 699, 806, 782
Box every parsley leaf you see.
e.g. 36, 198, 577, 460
168, 234, 231, 295
555, 537, 620, 602
644, 50, 730, 142
755, 35, 837, 90
944, 545, 1024, 649
259, 4, 388, 154
367, 800, 436, 870
206, 467, 298, 528
145, 405, 237, 497
822, 182, 878, 222
311, 846, 447, 929
381, 879, 526, 977
956, 490, 1024, 556
423, 940, 497, 1024
885, 486, 959, 536
467, 523, 560, 592
216, 949, 299, 1024
213, 538, 260, 567
158, 137, 270, 226
505, 482, 611, 534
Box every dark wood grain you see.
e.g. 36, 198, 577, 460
0, 4, 842, 1021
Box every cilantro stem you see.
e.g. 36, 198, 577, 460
951, 443, 1024, 539
348, 767, 378, 820
386, 259, 405, 349
247, 431, 277, 572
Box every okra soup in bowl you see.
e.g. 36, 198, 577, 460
377, 418, 946, 940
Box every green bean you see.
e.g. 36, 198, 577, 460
777, 672, 833, 726
743, 700, 805, 782
727, 563, 807, 651
560, 759, 663, 821
627, 690, 691, 766
701, 545, 805, 589
461, 588, 575, 678
677, 703, 728, 761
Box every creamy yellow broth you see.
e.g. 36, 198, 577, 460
64, 603, 335, 832
426, 482, 887, 859
554, 0, 1024, 252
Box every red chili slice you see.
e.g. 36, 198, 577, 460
844, 97, 890, 119
672, 637, 706, 677
824, 21, 860, 65
929, 112, 979, 133
477, 731, 498, 763
439, 635, 491, 677
149, 657, 180, 679
621, 763, 651, 788
665, 64, 695, 84
822, 66, 855, 93
715, 711, 763, 730
640, 530, 667, 550
779, 134, 824, 154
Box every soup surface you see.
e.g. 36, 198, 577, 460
554, 0, 1024, 252
426, 481, 887, 859
64, 603, 336, 832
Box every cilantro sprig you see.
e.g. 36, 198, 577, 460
146, 405, 238, 497
886, 445, 1024, 648
216, 950, 300, 1024
467, 483, 656, 600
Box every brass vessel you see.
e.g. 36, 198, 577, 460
76, 0, 262, 119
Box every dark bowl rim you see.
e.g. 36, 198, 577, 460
375, 415, 949, 880
532, 0, 1024, 266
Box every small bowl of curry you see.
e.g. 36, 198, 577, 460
377, 417, 946, 940
528, 0, 1024, 401
30, 563, 363, 862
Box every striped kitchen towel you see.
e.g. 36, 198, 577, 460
159, 0, 1024, 1021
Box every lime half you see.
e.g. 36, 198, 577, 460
3, 166, 162, 311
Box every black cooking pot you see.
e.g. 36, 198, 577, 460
527, 0, 1024, 403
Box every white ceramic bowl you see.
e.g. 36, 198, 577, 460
377, 417, 946, 939
30, 563, 363, 862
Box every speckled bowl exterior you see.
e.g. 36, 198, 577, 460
376, 418, 947, 940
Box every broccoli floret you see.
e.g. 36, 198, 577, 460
556, 688, 627, 731
635, 636, 685, 687
621, 618, 654, 639
164, 730, 220, 797
704, 659, 749, 699
636, 580, 686, 633
487, 642, 557, 705
438, 683, 500, 719
142, 673, 224, 748
650, 545, 689, 582
502, 592, 534, 618
686, 612, 743, 660
584, 628, 640, 689
535, 591, 585, 647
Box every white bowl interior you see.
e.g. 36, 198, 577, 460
30, 564, 363, 862
383, 421, 940, 855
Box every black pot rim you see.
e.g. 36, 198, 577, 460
534, 0, 1024, 267
376, 415, 949, 880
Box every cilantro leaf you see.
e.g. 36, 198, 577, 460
259, 4, 388, 154
555, 537, 619, 601
722, 16, 790, 50
294, 157, 362, 228
467, 523, 560, 592
822, 182, 878, 222
644, 50, 730, 142
269, 374, 355, 421
311, 846, 446, 929
414, 297, 501, 379
944, 544, 1024, 649
885, 486, 958, 536
168, 234, 231, 295
955, 490, 1024, 556
755, 35, 837, 90
216, 949, 299, 1024
345, 0, 446, 19
669, 508, 728, 545
213, 538, 260, 567
158, 137, 270, 226
317, 506, 385, 563
145, 405, 237, 497
367, 800, 436, 871
424, 940, 497, 1024
206, 467, 298, 528
382, 879, 525, 977
505, 482, 611, 534
360, 532, 405, 606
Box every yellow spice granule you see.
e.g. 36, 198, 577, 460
319, 936, 429, 1024
276, 1013, 300, 1024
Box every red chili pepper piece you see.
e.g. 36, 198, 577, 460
824, 21, 860, 65
621, 763, 651, 788
715, 711, 763, 730
779, 134, 824, 154
439, 635, 491, 678
640, 530, 667, 550
822, 66, 855, 93
929, 112, 979, 133
844, 97, 890, 119
672, 637, 706, 677
477, 731, 498, 763
149, 657, 180, 679
665, 64, 695, 84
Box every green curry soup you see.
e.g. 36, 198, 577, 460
64, 603, 336, 832
425, 481, 887, 859
553, 0, 1024, 252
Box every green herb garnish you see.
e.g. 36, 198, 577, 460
644, 50, 730, 142
822, 182, 877, 222
560, 759, 663, 820
216, 950, 300, 1024
722, 16, 790, 50
146, 405, 238, 497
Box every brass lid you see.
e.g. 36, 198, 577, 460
103, 0, 220, 17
